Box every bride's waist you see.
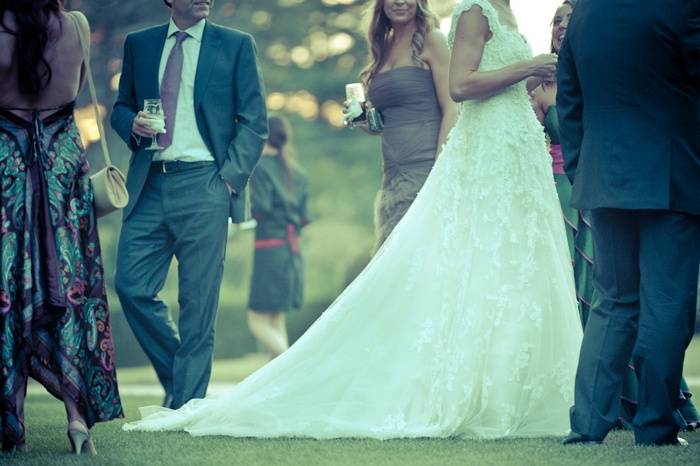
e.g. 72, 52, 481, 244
460, 102, 541, 131
465, 91, 531, 110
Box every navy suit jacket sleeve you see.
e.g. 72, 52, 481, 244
110, 35, 140, 152
220, 35, 268, 193
556, 34, 584, 185
681, 1, 700, 84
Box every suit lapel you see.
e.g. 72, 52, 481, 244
145, 25, 169, 99
194, 23, 222, 108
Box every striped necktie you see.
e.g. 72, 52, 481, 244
159, 30, 188, 149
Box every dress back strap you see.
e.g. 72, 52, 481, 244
67, 11, 112, 167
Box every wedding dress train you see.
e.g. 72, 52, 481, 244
124, 0, 582, 439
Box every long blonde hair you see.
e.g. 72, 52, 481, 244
359, 0, 439, 86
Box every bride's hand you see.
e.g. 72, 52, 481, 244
529, 54, 558, 79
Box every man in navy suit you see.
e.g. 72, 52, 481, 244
558, 0, 700, 446
111, 0, 267, 409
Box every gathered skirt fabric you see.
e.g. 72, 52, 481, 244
0, 107, 123, 449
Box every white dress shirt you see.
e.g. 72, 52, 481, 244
153, 19, 214, 163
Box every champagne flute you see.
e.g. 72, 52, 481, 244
143, 99, 166, 150
344, 83, 367, 127
345, 83, 366, 105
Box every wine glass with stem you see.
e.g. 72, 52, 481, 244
143, 99, 166, 150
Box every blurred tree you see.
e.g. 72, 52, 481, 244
62, 0, 400, 365
66, 0, 458, 128
66, 0, 368, 127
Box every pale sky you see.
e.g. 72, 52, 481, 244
440, 0, 566, 55
513, 0, 566, 54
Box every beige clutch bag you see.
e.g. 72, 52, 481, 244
72, 11, 128, 217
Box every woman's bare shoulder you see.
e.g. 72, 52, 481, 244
421, 30, 451, 68
424, 29, 448, 49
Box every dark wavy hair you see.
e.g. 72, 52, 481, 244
0, 0, 64, 96
359, 0, 439, 86
551, 0, 576, 53
267, 114, 299, 184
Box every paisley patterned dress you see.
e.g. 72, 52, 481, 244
0, 104, 123, 450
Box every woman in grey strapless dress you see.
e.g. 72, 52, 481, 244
356, 0, 458, 251
368, 68, 445, 249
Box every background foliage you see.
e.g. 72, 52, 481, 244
63, 0, 456, 366
63, 0, 699, 367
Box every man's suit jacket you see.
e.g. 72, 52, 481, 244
557, 0, 700, 215
111, 21, 268, 221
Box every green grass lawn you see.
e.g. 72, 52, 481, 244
115, 353, 271, 385
684, 337, 700, 379
7, 338, 700, 465
6, 394, 699, 466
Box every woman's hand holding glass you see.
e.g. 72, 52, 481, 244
342, 98, 366, 128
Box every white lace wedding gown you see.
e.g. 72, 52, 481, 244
124, 0, 583, 439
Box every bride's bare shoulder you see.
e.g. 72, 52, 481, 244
453, 5, 492, 44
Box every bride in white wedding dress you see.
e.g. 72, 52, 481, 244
124, 0, 583, 439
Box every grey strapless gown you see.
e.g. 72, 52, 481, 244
368, 67, 442, 250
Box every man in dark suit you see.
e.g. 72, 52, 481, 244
111, 0, 267, 409
557, 0, 700, 446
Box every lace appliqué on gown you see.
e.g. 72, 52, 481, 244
123, 0, 582, 440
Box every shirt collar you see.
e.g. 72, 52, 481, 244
167, 18, 206, 43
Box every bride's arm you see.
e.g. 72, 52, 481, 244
449, 6, 557, 102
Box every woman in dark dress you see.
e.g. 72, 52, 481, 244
352, 0, 458, 251
0, 0, 122, 455
531, 0, 699, 430
247, 115, 310, 358
531, 0, 593, 325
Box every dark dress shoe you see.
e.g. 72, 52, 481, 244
162, 393, 174, 409
636, 437, 689, 447
562, 431, 603, 445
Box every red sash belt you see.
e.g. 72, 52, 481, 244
254, 224, 300, 254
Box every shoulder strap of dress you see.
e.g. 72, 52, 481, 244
66, 11, 112, 167
448, 0, 501, 49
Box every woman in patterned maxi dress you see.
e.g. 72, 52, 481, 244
0, 2, 122, 454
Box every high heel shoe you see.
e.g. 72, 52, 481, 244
67, 421, 97, 455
